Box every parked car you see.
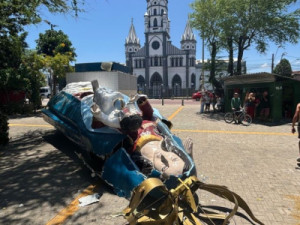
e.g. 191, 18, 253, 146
192, 91, 202, 101
40, 86, 51, 98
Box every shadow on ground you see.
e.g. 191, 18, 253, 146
196, 111, 225, 122
7, 111, 44, 120
196, 205, 257, 225
0, 130, 114, 225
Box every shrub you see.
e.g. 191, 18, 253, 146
0, 110, 9, 146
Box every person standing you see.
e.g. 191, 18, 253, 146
231, 93, 241, 112
231, 93, 241, 123
246, 93, 255, 119
259, 91, 270, 122
204, 92, 211, 113
200, 91, 205, 113
211, 93, 217, 112
292, 103, 300, 167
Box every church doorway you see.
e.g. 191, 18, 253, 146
172, 74, 182, 97
137, 75, 145, 94
150, 72, 162, 98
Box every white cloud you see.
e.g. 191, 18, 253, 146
294, 60, 300, 65
260, 63, 269, 68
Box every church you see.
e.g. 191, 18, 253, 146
125, 0, 198, 98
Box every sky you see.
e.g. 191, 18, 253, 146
25, 0, 300, 73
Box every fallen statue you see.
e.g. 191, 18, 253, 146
42, 81, 264, 224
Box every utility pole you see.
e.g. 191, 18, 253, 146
201, 37, 205, 91
271, 53, 274, 73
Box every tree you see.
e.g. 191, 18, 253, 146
20, 51, 47, 109
36, 30, 76, 59
0, 0, 81, 96
227, 0, 300, 75
0, 0, 83, 37
36, 29, 76, 95
0, 34, 28, 91
44, 53, 74, 95
273, 58, 292, 77
0, 110, 9, 146
190, 0, 224, 90
190, 0, 300, 76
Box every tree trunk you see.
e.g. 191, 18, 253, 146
209, 42, 222, 89
227, 37, 234, 76
236, 36, 244, 75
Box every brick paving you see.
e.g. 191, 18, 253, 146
0, 100, 299, 225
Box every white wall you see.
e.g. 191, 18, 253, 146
66, 71, 137, 96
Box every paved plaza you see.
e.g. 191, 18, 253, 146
0, 99, 299, 225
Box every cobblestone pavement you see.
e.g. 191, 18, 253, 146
0, 100, 299, 225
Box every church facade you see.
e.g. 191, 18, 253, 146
125, 0, 198, 98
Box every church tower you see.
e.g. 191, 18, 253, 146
125, 20, 140, 73
181, 20, 196, 52
181, 20, 197, 90
144, 0, 170, 87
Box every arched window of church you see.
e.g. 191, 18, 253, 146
172, 74, 182, 97
161, 9, 164, 15
154, 9, 157, 15
175, 58, 178, 67
154, 18, 158, 27
180, 57, 183, 67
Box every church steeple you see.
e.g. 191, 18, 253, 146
181, 20, 196, 51
126, 19, 140, 45
125, 19, 140, 73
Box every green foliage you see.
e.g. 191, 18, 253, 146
190, 0, 300, 75
1, 102, 33, 115
36, 30, 76, 59
20, 51, 47, 108
44, 53, 74, 95
0, 0, 83, 36
273, 58, 292, 77
0, 110, 9, 146
190, 0, 224, 89
36, 29, 76, 96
